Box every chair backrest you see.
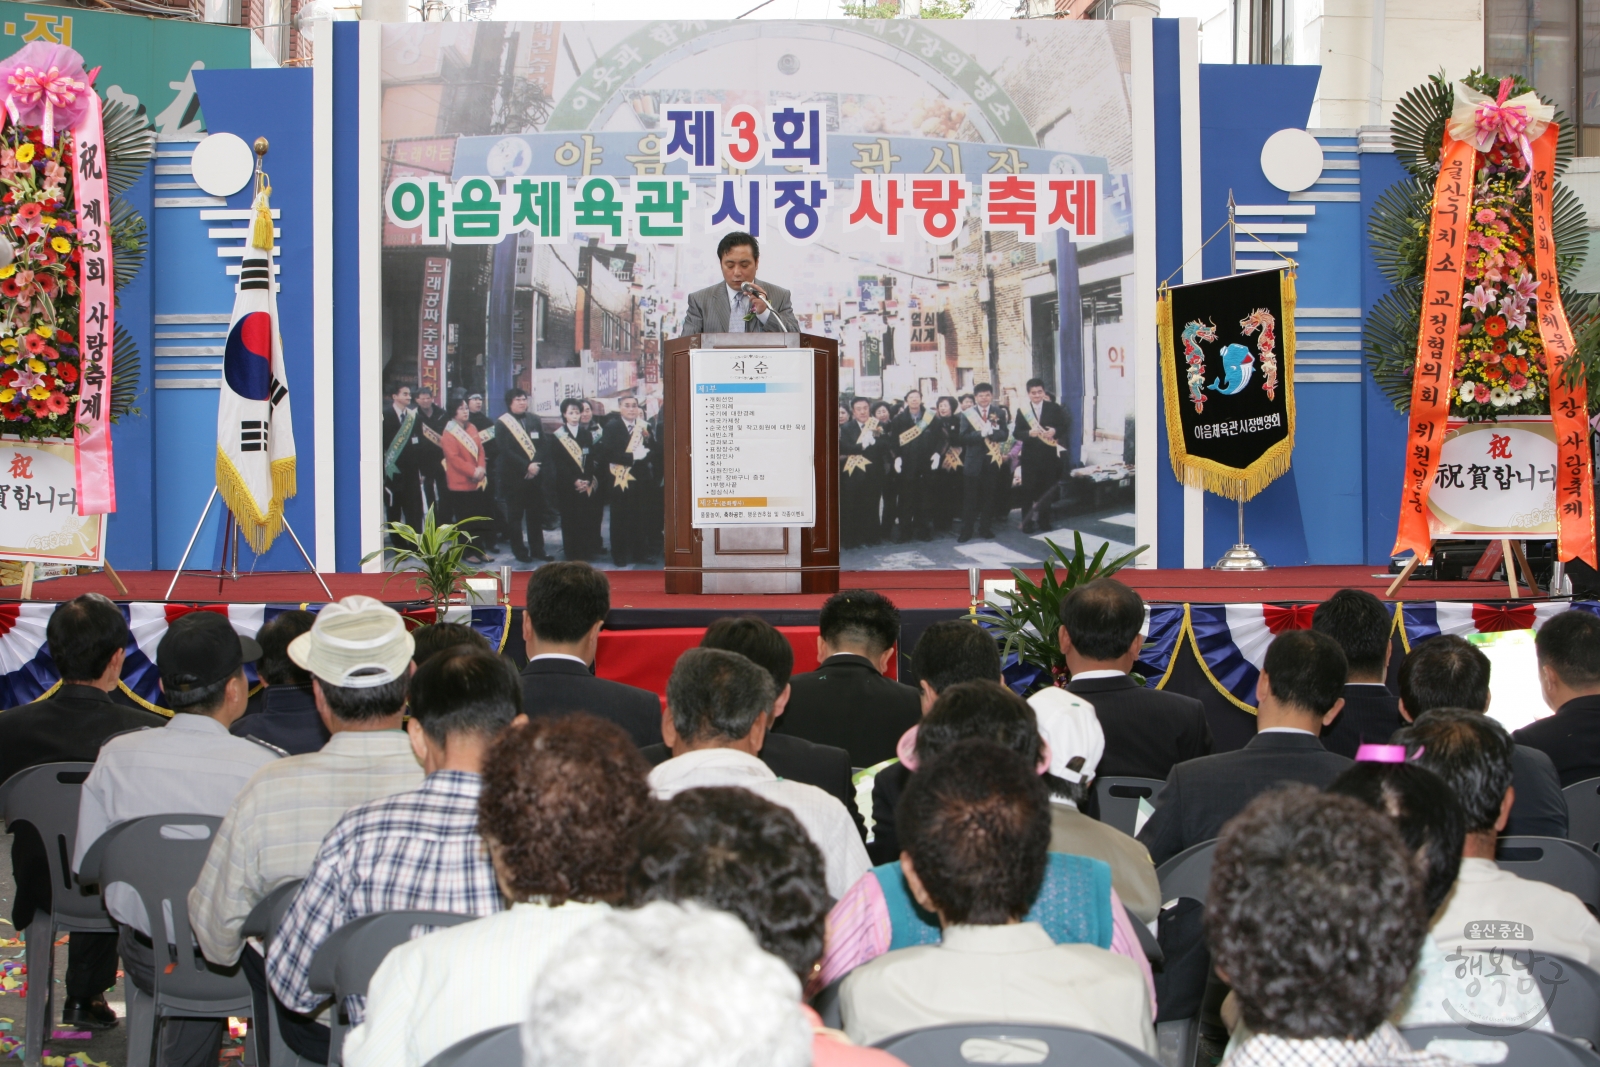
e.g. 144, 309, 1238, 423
1156, 839, 1217, 907
1496, 836, 1600, 909
421, 1024, 521, 1067
307, 910, 476, 1003
1094, 777, 1165, 838
1565, 777, 1600, 853
240, 879, 303, 943
1400, 1024, 1600, 1066
872, 1023, 1164, 1066
0, 762, 109, 930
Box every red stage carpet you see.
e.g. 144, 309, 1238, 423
0, 564, 1535, 605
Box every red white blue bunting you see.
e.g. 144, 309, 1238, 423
0, 601, 511, 713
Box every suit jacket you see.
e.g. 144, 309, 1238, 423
840, 419, 891, 483
777, 654, 921, 768
229, 683, 329, 756
1319, 683, 1405, 759
1507, 742, 1569, 838
889, 406, 942, 471
1067, 675, 1213, 807
600, 414, 659, 493
1514, 695, 1600, 787
640, 731, 864, 840
519, 656, 662, 748
1137, 731, 1354, 866
381, 405, 423, 479
490, 410, 549, 499
679, 280, 795, 334
1014, 400, 1070, 466
956, 404, 1009, 475
0, 685, 166, 928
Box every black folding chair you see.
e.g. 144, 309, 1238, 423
1496, 836, 1600, 910
1094, 777, 1165, 838
1401, 1024, 1600, 1066
421, 1024, 521, 1067
1564, 777, 1600, 853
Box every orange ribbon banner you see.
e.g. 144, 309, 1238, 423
1529, 128, 1597, 567
1394, 129, 1596, 567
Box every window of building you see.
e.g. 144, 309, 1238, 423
1486, 0, 1600, 154
1235, 0, 1293, 64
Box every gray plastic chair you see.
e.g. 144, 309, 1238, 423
1095, 776, 1165, 838
1496, 836, 1600, 910
0, 762, 112, 1067
1401, 1024, 1600, 1065
240, 879, 314, 1067
421, 1024, 522, 1067
1565, 777, 1600, 853
307, 909, 474, 1066
872, 1022, 1164, 1066
86, 814, 253, 1067
1156, 839, 1217, 906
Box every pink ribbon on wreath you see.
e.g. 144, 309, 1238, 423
0, 42, 90, 146
1447, 75, 1555, 186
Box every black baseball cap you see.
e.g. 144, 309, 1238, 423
157, 611, 262, 695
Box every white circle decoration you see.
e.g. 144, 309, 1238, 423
190, 133, 256, 198
1259, 128, 1324, 193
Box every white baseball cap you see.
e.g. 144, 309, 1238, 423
287, 595, 415, 688
1028, 686, 1105, 784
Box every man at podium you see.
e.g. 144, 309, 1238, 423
679, 232, 796, 334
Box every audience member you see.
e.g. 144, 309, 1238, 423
779, 590, 920, 767
1324, 759, 1546, 1030
1515, 609, 1600, 786
187, 597, 423, 1060
649, 648, 870, 897
1399, 708, 1600, 966
72, 611, 281, 1067
819, 683, 1154, 1000
0, 594, 164, 1030
1059, 579, 1211, 808
522, 901, 813, 1067
267, 647, 519, 1027
229, 610, 326, 755
409, 620, 491, 664
839, 740, 1155, 1053
518, 562, 661, 747
1398, 635, 1567, 837
642, 616, 859, 830
1031, 687, 1161, 924
868, 620, 1005, 861
1208, 787, 1459, 1067
345, 715, 654, 1067
1312, 589, 1404, 758
626, 788, 906, 1065
1138, 630, 1352, 866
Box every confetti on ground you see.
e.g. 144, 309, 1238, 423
62, 1054, 110, 1067
0, 1019, 10, 1031
0, 1035, 17, 1058
227, 1017, 248, 1039
49, 1031, 91, 1041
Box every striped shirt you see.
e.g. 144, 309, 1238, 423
265, 770, 503, 1021
187, 730, 425, 966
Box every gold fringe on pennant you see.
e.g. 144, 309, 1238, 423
251, 177, 275, 252
1157, 269, 1299, 502
215, 447, 297, 555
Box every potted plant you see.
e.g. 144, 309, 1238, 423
361, 505, 489, 612
983, 532, 1147, 692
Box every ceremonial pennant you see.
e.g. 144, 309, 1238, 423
72, 85, 114, 515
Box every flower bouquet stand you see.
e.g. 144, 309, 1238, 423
1367, 72, 1600, 598
0, 42, 152, 599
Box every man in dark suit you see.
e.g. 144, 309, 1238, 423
1014, 378, 1070, 533
1398, 633, 1568, 837
493, 388, 550, 563
228, 610, 327, 756
381, 382, 424, 530
1518, 609, 1600, 785
776, 589, 921, 768
0, 594, 167, 1029
1059, 579, 1212, 812
840, 397, 890, 548
1138, 630, 1354, 866
641, 616, 863, 839
678, 231, 796, 334
413, 385, 448, 516
956, 383, 1010, 543
869, 619, 1004, 862
600, 394, 659, 567
518, 562, 662, 748
889, 390, 940, 542
1311, 588, 1404, 759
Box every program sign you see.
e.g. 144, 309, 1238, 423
690, 349, 814, 528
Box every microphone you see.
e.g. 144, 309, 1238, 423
739, 280, 790, 330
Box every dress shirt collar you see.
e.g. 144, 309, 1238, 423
1346, 682, 1393, 689
1457, 856, 1501, 880
822, 652, 879, 674
1071, 669, 1127, 681
1032, 401, 1043, 419
320, 729, 415, 757
652, 746, 775, 788
163, 712, 231, 736
529, 652, 589, 667
418, 768, 484, 799
1257, 726, 1316, 736
727, 284, 747, 305
938, 922, 1053, 954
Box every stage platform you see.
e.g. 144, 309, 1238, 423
0, 564, 1527, 607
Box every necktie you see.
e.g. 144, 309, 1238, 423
731, 291, 747, 333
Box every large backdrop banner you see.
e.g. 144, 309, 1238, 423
377, 19, 1139, 572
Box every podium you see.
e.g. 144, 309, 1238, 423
662, 332, 839, 594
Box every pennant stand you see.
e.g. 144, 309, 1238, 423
162, 484, 330, 600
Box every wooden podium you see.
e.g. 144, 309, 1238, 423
662, 331, 839, 594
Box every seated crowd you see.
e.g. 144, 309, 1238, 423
7, 571, 1600, 1067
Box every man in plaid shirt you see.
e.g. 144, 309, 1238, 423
267, 646, 520, 1025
